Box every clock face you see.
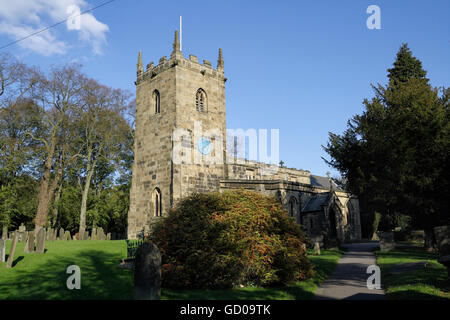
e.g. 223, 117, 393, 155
197, 137, 211, 155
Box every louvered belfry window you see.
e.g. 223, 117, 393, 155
196, 89, 206, 112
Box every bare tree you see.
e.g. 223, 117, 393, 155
77, 79, 131, 235
28, 64, 87, 231
0, 53, 39, 108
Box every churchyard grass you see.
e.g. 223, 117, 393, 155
0, 240, 134, 299
376, 246, 450, 300
0, 240, 343, 300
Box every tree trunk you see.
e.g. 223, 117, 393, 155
34, 146, 55, 231
52, 181, 63, 227
79, 156, 95, 235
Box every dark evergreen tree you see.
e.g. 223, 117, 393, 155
324, 44, 449, 247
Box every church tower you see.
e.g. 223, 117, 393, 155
127, 31, 227, 239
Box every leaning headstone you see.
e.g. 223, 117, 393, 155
434, 226, 450, 279
35, 228, 46, 254
379, 231, 396, 252
1, 239, 6, 262
314, 241, 321, 255
134, 242, 161, 300
6, 232, 19, 268
106, 233, 111, 240
82, 231, 89, 240
25, 231, 35, 253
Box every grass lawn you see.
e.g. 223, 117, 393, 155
376, 245, 450, 300
0, 240, 343, 300
0, 240, 134, 299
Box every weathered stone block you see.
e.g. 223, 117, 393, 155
6, 232, 19, 267
379, 231, 395, 252
35, 228, 46, 254
134, 242, 161, 300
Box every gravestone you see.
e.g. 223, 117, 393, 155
314, 241, 321, 255
410, 230, 425, 242
82, 231, 89, 240
18, 224, 26, 242
106, 233, 111, 240
379, 231, 396, 252
6, 232, 19, 268
98, 228, 105, 240
134, 242, 161, 300
25, 231, 35, 253
64, 230, 71, 241
434, 226, 450, 279
35, 228, 46, 254
92, 228, 97, 240
58, 228, 64, 240
1, 239, 6, 262
2, 226, 7, 240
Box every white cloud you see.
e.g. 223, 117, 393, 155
0, 22, 67, 56
0, 0, 109, 55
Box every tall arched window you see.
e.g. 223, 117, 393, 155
152, 188, 162, 217
153, 90, 160, 114
195, 89, 207, 112
288, 197, 298, 219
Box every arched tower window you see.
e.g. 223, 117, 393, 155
153, 90, 160, 114
195, 89, 207, 112
152, 188, 162, 217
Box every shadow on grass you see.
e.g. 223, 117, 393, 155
163, 250, 344, 300
0, 249, 134, 300
377, 246, 450, 300
12, 256, 24, 267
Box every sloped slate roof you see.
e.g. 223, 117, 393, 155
310, 175, 332, 189
302, 192, 329, 213
310, 175, 344, 191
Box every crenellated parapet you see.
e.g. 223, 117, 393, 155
136, 31, 225, 86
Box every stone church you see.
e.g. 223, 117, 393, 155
127, 31, 362, 244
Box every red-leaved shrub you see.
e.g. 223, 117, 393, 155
149, 189, 314, 289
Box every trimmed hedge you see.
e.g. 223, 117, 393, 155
149, 190, 314, 289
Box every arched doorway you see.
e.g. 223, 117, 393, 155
328, 207, 337, 238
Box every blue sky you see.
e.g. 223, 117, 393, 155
1, 0, 449, 177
